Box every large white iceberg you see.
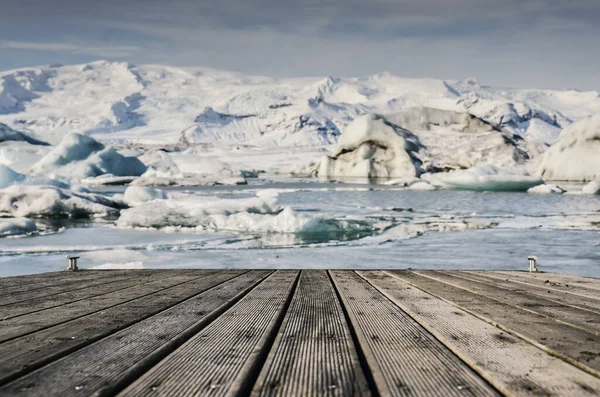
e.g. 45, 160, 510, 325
30, 133, 146, 179
536, 114, 600, 181
318, 108, 527, 183
318, 114, 423, 182
422, 165, 543, 192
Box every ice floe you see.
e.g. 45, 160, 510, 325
422, 165, 543, 192
527, 184, 565, 194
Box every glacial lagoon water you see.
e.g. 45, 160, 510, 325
1, 180, 599, 277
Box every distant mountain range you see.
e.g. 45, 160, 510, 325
1, 60, 599, 148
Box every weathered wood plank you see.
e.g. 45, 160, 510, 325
362, 270, 600, 396
480, 271, 600, 301
0, 271, 215, 342
0, 271, 200, 318
495, 271, 600, 290
0, 272, 144, 307
118, 270, 299, 397
330, 270, 497, 397
0, 270, 137, 296
426, 271, 600, 336
390, 270, 600, 377
0, 270, 245, 386
252, 270, 369, 397
457, 271, 600, 313
0, 270, 272, 396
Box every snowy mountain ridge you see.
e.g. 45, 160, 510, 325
1, 60, 599, 148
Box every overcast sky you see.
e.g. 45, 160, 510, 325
1, 0, 599, 90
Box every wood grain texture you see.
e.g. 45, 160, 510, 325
253, 270, 369, 397
391, 270, 600, 377
457, 271, 600, 313
0, 270, 136, 296
0, 271, 271, 397
477, 271, 600, 301
330, 270, 498, 397
0, 271, 199, 319
0, 271, 245, 386
363, 270, 600, 396
118, 270, 299, 397
0, 271, 214, 342
425, 271, 600, 336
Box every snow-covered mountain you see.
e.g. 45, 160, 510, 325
1, 61, 599, 149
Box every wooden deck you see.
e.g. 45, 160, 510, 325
0, 269, 599, 396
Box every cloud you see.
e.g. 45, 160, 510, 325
0, 41, 142, 58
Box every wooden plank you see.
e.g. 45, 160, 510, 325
0, 270, 192, 306
0, 271, 212, 342
390, 270, 600, 377
0, 270, 211, 320
425, 271, 600, 336
480, 271, 600, 301
0, 270, 138, 296
252, 270, 369, 397
330, 270, 498, 397
118, 270, 299, 397
458, 271, 600, 313
361, 270, 600, 396
0, 270, 246, 386
0, 270, 272, 396
493, 271, 600, 291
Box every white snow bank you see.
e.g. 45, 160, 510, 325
0, 185, 123, 218
422, 165, 543, 192
536, 114, 600, 181
0, 218, 37, 237
0, 165, 25, 188
123, 186, 167, 205
582, 180, 600, 195
527, 184, 565, 194
30, 133, 146, 179
318, 114, 422, 182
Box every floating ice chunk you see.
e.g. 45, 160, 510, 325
383, 177, 420, 186
527, 184, 565, 194
0, 185, 123, 218
30, 133, 146, 178
422, 165, 543, 192
318, 114, 422, 182
408, 181, 436, 191
0, 218, 37, 237
536, 114, 600, 181
123, 186, 167, 205
582, 180, 600, 195
0, 165, 25, 188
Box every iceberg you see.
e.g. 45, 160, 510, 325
0, 184, 124, 218
536, 114, 600, 181
582, 180, 600, 195
422, 165, 543, 192
318, 114, 423, 182
30, 133, 146, 179
527, 184, 565, 194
